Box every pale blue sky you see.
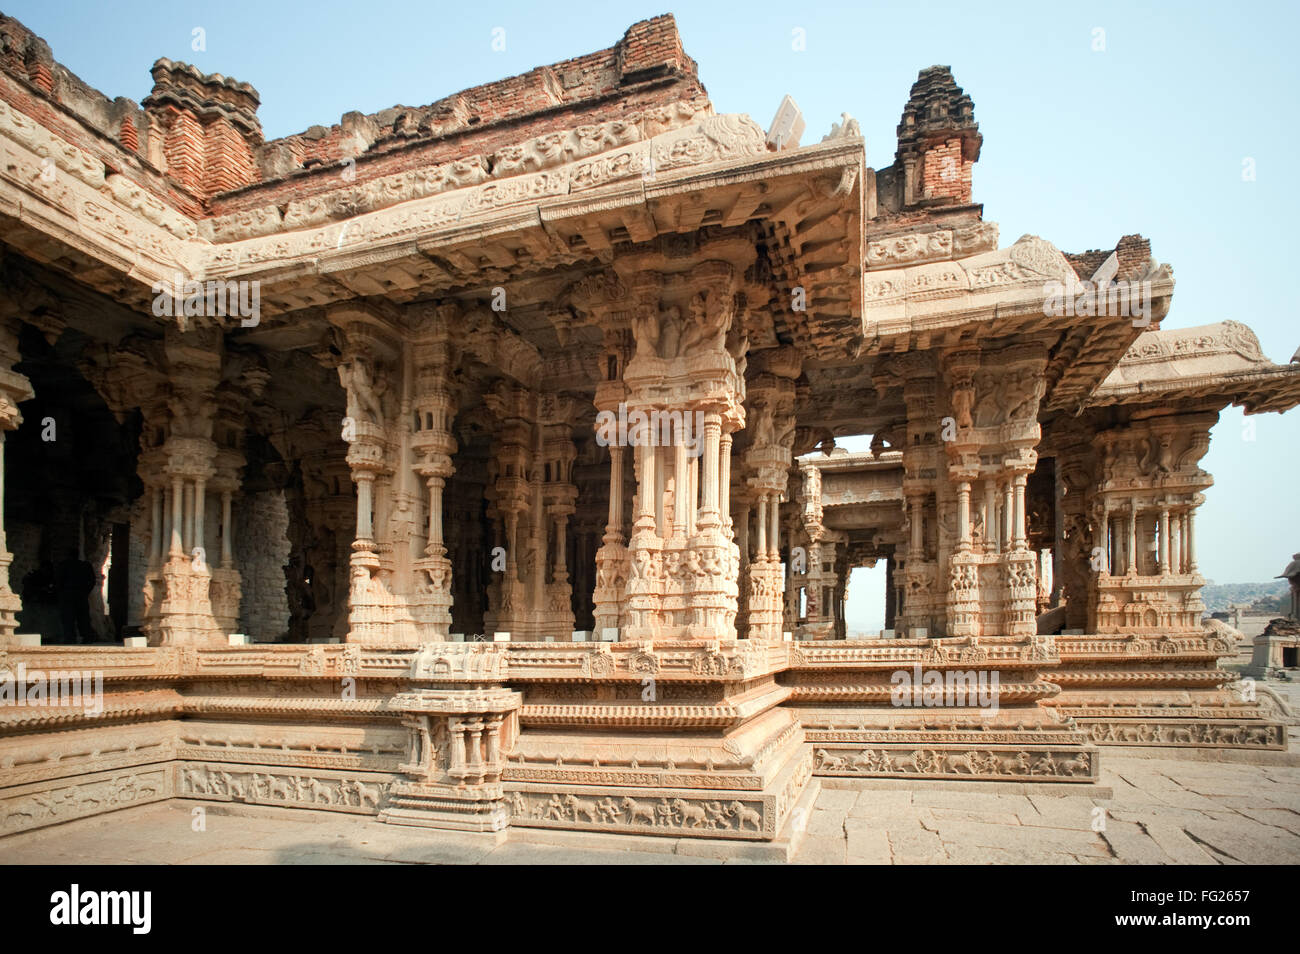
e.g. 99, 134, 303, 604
6, 1, 1297, 631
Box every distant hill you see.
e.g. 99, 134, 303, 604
1200, 580, 1289, 614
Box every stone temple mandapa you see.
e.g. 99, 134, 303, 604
0, 13, 1297, 847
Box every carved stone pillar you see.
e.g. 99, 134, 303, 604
733, 494, 752, 635
539, 416, 578, 638
481, 388, 534, 639
0, 319, 33, 643
698, 411, 722, 529
719, 430, 733, 529
408, 325, 459, 642
939, 346, 1046, 638
983, 478, 998, 552
1086, 414, 1214, 633
205, 371, 255, 639
607, 263, 746, 639
876, 354, 943, 637
593, 436, 628, 637
1158, 506, 1170, 574
1170, 512, 1182, 574
331, 313, 401, 644
672, 421, 690, 538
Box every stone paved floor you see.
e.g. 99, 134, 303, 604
2, 754, 1297, 864
800, 756, 1300, 864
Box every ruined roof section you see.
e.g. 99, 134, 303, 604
212, 15, 709, 212
0, 12, 709, 206
1065, 234, 1152, 280
250, 15, 704, 178
0, 12, 143, 145
1090, 320, 1300, 414
0, 12, 165, 185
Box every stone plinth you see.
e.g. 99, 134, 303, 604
783, 635, 1099, 782
1045, 631, 1286, 750
498, 639, 811, 841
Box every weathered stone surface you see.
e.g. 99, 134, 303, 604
0, 11, 1295, 856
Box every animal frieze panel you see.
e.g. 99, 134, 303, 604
505, 784, 774, 839
177, 762, 392, 812
1080, 720, 1283, 749
0, 768, 171, 835
811, 746, 1096, 781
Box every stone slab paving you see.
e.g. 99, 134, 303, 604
1, 755, 1297, 864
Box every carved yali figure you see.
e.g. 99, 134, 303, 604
338, 356, 385, 425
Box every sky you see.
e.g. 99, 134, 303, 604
5, 0, 1297, 631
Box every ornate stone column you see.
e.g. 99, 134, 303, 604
673, 420, 690, 538
733, 492, 752, 635
207, 372, 256, 638
409, 321, 459, 642
1158, 505, 1170, 574
983, 478, 998, 552
540, 415, 578, 638
0, 319, 34, 643
1086, 414, 1214, 633
331, 312, 400, 644
719, 430, 733, 529
698, 411, 722, 529
1002, 465, 1038, 637
150, 329, 224, 645
1127, 499, 1138, 576
1002, 480, 1013, 553
1170, 512, 1181, 574
939, 346, 1045, 638
592, 426, 628, 636
615, 264, 744, 639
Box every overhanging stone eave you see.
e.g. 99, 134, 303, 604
863, 284, 1174, 413
1086, 365, 1300, 415
200, 142, 866, 309
862, 292, 1097, 353
643, 136, 867, 201
798, 451, 904, 472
